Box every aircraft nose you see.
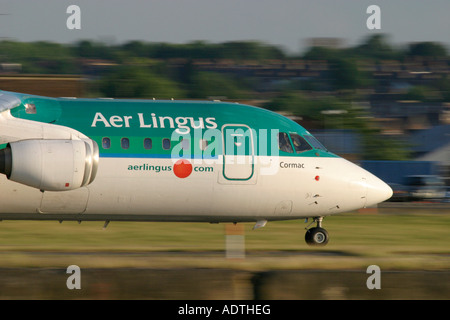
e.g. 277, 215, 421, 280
365, 173, 393, 207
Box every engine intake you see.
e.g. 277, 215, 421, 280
0, 139, 99, 191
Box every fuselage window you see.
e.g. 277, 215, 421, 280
290, 133, 312, 153
278, 132, 293, 153
121, 138, 130, 149
144, 138, 152, 150
181, 138, 190, 150
102, 137, 111, 149
199, 139, 209, 151
162, 138, 171, 150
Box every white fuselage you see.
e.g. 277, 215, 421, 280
0, 155, 391, 222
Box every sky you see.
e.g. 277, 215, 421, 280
1, 0, 449, 55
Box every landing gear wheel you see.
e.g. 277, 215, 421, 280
304, 216, 329, 246
305, 227, 329, 246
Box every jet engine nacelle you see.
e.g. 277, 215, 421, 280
0, 139, 99, 191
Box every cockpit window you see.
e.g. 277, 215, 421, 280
304, 135, 327, 151
290, 133, 312, 153
278, 132, 293, 153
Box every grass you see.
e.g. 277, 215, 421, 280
0, 212, 448, 271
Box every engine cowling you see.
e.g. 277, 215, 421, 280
0, 139, 99, 191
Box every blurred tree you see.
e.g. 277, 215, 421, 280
142, 41, 285, 61
263, 91, 309, 113
331, 58, 362, 90
188, 71, 249, 99
404, 85, 437, 101
121, 40, 148, 57
221, 41, 286, 61
435, 76, 450, 102
302, 46, 342, 61
351, 34, 400, 60
99, 66, 184, 99
263, 91, 351, 124
73, 40, 117, 60
360, 130, 411, 160
407, 42, 448, 58
0, 41, 78, 74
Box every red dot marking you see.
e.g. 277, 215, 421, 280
173, 159, 193, 178
315, 176, 320, 181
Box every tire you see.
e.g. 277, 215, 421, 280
305, 227, 329, 246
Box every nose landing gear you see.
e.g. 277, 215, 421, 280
305, 216, 329, 246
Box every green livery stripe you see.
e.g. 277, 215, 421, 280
4, 91, 338, 159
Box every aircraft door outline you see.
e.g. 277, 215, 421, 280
221, 124, 255, 182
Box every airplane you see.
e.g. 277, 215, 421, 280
0, 90, 392, 246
